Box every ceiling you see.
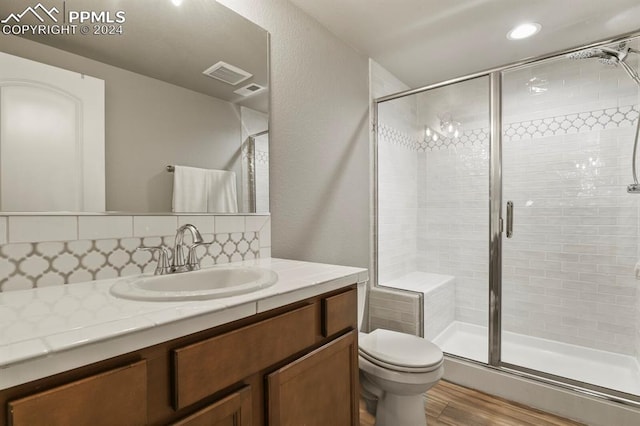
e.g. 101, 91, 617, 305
0, 0, 269, 112
288, 0, 640, 89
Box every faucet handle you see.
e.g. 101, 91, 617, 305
186, 240, 214, 271
137, 246, 171, 275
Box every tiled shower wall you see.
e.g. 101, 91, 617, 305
373, 60, 419, 284
377, 52, 640, 358
378, 127, 418, 284
418, 142, 489, 326
417, 113, 639, 355
0, 214, 271, 292
501, 126, 638, 355
240, 107, 269, 213
254, 136, 270, 212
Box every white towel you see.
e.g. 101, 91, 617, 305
172, 166, 238, 213
172, 166, 208, 212
206, 169, 238, 213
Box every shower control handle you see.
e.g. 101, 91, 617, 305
506, 201, 514, 239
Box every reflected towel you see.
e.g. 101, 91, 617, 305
172, 166, 208, 212
172, 166, 238, 213
206, 169, 238, 213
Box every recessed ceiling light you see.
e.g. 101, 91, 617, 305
171, 0, 183, 6
507, 22, 542, 40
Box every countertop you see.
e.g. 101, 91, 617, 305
0, 258, 368, 390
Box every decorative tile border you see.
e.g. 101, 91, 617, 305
242, 144, 270, 165
0, 232, 260, 292
505, 105, 639, 141
422, 128, 489, 151
255, 150, 269, 165
379, 104, 639, 151
377, 123, 421, 151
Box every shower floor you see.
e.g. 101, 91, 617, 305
433, 321, 640, 396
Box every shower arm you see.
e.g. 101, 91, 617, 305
619, 60, 640, 86
618, 58, 640, 190
631, 114, 640, 188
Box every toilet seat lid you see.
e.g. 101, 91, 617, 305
359, 329, 443, 371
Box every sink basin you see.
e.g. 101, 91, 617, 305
110, 265, 278, 301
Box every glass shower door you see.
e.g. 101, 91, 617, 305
375, 76, 491, 363
500, 41, 640, 398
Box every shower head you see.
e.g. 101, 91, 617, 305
567, 45, 640, 86
566, 46, 627, 66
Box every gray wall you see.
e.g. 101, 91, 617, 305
1, 36, 242, 213
219, 0, 370, 269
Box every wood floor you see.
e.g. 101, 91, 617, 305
359, 380, 585, 426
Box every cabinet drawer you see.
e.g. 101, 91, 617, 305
322, 288, 357, 337
8, 360, 147, 426
171, 386, 251, 426
173, 304, 317, 409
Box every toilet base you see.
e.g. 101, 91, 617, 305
375, 392, 427, 426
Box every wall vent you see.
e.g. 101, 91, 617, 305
202, 61, 252, 85
234, 83, 266, 97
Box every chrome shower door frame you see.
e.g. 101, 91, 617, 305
488, 71, 502, 366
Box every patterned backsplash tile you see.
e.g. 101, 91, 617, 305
0, 232, 260, 292
0, 214, 270, 292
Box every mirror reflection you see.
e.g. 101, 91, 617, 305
0, 0, 269, 213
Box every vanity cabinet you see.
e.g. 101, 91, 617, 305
170, 386, 252, 426
0, 286, 359, 426
7, 361, 147, 426
267, 331, 358, 425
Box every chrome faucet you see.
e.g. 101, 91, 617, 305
138, 224, 211, 275
172, 224, 204, 273
136, 246, 171, 275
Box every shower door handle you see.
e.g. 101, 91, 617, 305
506, 201, 514, 238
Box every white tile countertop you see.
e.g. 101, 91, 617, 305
0, 258, 368, 390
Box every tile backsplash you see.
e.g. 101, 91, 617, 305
0, 214, 271, 292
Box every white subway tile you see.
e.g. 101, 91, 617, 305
245, 215, 269, 232
133, 216, 178, 237
78, 216, 133, 240
214, 216, 245, 234
0, 217, 6, 244
9, 216, 77, 243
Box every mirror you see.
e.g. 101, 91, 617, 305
0, 0, 269, 213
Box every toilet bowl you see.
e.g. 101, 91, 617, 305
357, 282, 444, 426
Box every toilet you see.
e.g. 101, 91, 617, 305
357, 282, 444, 426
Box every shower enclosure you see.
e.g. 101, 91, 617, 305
374, 34, 640, 405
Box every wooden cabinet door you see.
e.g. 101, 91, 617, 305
8, 361, 146, 426
267, 330, 359, 426
171, 386, 251, 426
